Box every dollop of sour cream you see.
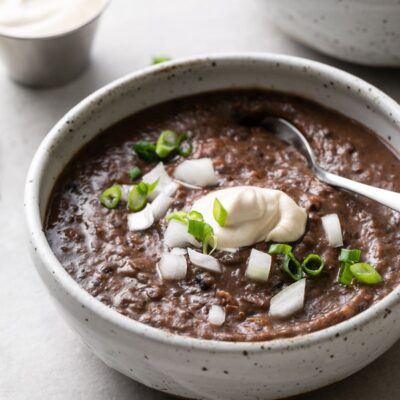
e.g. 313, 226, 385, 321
192, 186, 307, 249
0, 0, 107, 37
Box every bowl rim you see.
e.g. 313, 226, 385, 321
0, 0, 111, 41
25, 52, 400, 352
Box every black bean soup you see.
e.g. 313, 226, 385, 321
45, 90, 400, 341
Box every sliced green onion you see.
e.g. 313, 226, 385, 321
213, 197, 228, 227
156, 130, 178, 158
339, 263, 354, 286
177, 133, 192, 157
188, 219, 206, 241
152, 56, 171, 65
187, 216, 215, 254
127, 185, 148, 212
202, 223, 216, 255
166, 209, 215, 254
137, 182, 149, 195
268, 243, 293, 255
350, 263, 383, 285
188, 210, 204, 221
302, 254, 325, 277
127, 179, 159, 212
338, 248, 362, 286
133, 140, 158, 161
339, 249, 361, 264
133, 131, 190, 161
166, 211, 189, 224
147, 178, 160, 194
128, 166, 142, 181
99, 184, 122, 209
283, 253, 303, 281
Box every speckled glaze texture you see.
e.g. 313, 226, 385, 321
270, 0, 400, 66
25, 54, 400, 400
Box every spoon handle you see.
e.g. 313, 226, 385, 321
320, 170, 400, 212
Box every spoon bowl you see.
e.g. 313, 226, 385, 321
262, 117, 400, 213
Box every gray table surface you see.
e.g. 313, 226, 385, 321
1, 1, 400, 399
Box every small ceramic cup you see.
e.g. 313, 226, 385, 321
25, 54, 400, 399
0, 0, 110, 87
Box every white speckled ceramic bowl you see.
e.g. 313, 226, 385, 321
269, 0, 400, 66
25, 54, 400, 400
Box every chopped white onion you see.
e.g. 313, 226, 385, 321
158, 253, 187, 280
150, 192, 174, 220
187, 248, 221, 273
121, 184, 133, 202
269, 279, 306, 318
170, 247, 187, 256
143, 162, 174, 200
127, 204, 154, 231
208, 305, 226, 326
174, 158, 218, 187
245, 249, 271, 282
174, 179, 202, 190
321, 213, 343, 248
163, 181, 179, 197
164, 219, 201, 248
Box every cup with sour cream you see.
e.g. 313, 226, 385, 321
0, 0, 110, 87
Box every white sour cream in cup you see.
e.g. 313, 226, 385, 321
0, 0, 108, 37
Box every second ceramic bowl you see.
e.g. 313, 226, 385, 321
269, 0, 400, 66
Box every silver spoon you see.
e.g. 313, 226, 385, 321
262, 117, 400, 212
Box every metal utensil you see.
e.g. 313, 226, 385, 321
262, 117, 400, 212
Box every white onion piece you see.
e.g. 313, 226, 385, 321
158, 253, 187, 280
321, 213, 343, 248
269, 279, 306, 318
170, 247, 187, 256
150, 193, 174, 220
174, 179, 202, 190
121, 184, 133, 202
142, 162, 174, 200
127, 204, 154, 231
188, 248, 221, 273
174, 158, 218, 187
163, 181, 179, 197
245, 249, 271, 282
208, 305, 226, 326
164, 220, 201, 248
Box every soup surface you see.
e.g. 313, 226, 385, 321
45, 90, 400, 341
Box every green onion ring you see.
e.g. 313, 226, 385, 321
128, 166, 142, 181
338, 248, 362, 286
188, 219, 206, 241
339, 248, 361, 264
302, 254, 325, 277
213, 197, 228, 227
166, 211, 189, 224
350, 263, 383, 285
188, 210, 204, 221
127, 185, 148, 212
177, 133, 193, 157
99, 184, 122, 209
268, 243, 293, 255
283, 253, 303, 281
147, 178, 160, 195
132, 140, 158, 161
156, 130, 178, 158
